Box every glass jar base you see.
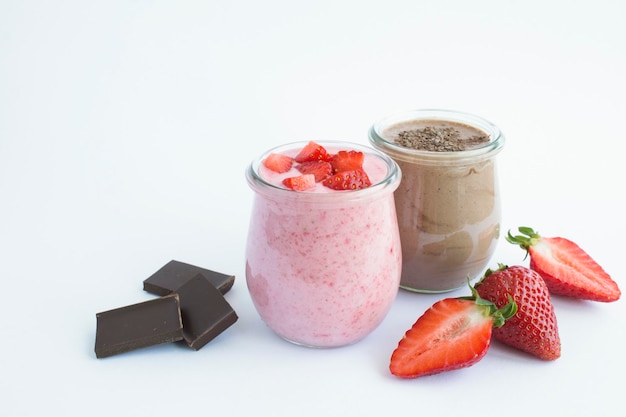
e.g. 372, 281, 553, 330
270, 324, 368, 348
399, 276, 481, 294
278, 334, 362, 349
399, 283, 467, 294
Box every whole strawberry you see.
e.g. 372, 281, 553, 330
507, 227, 620, 302
475, 264, 561, 361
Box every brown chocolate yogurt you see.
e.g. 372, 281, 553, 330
369, 109, 505, 292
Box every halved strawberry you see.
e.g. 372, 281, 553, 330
507, 227, 620, 302
475, 264, 561, 361
295, 160, 333, 182
389, 292, 516, 378
263, 152, 293, 173
282, 174, 315, 191
330, 150, 364, 173
294, 141, 330, 163
323, 168, 371, 190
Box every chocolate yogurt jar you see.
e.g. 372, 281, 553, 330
369, 109, 505, 292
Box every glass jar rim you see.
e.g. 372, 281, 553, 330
246, 140, 401, 203
368, 109, 505, 165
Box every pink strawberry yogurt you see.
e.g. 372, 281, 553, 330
245, 141, 402, 347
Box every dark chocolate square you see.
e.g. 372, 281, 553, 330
143, 260, 235, 296
95, 294, 183, 359
176, 274, 238, 350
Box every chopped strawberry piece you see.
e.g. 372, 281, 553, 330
296, 160, 333, 182
323, 168, 371, 190
389, 295, 515, 378
263, 152, 294, 173
507, 227, 621, 302
475, 264, 561, 360
294, 141, 330, 163
330, 150, 364, 173
282, 174, 315, 191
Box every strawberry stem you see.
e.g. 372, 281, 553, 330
460, 277, 517, 329
506, 227, 542, 258
482, 263, 508, 278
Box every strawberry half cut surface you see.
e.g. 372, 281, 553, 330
389, 290, 516, 378
294, 141, 331, 163
475, 264, 561, 361
507, 227, 621, 302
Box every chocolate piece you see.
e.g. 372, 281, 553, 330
176, 274, 238, 350
95, 294, 183, 359
143, 260, 235, 296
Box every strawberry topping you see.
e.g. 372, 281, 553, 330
294, 141, 331, 163
265, 142, 374, 192
263, 152, 294, 173
330, 150, 365, 173
296, 160, 333, 182
323, 169, 371, 191
282, 174, 316, 191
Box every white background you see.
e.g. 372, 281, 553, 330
1, 1, 625, 416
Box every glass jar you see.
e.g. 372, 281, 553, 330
245, 141, 402, 347
369, 109, 505, 293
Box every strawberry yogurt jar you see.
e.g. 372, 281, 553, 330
245, 141, 402, 347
